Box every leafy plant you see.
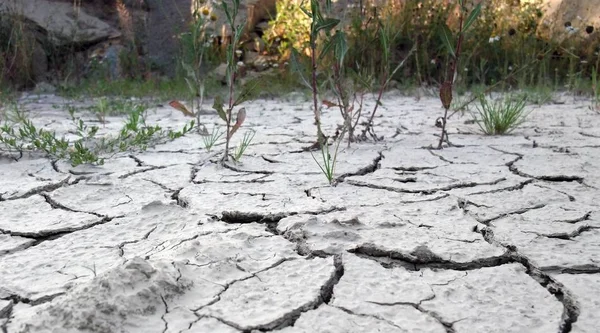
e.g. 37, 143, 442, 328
472, 95, 529, 135
436, 0, 482, 148
312, 129, 345, 185
93, 97, 110, 123
359, 17, 416, 141
232, 130, 255, 162
264, 0, 312, 57
176, 1, 219, 131
297, 0, 340, 148
201, 126, 223, 152
211, 0, 254, 162
0, 103, 195, 166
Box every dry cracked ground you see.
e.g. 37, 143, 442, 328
1, 92, 599, 333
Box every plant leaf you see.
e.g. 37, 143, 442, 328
440, 23, 455, 58
168, 101, 195, 117
319, 37, 335, 60
333, 31, 348, 65
212, 96, 227, 122
228, 107, 246, 139
463, 3, 482, 32
315, 18, 340, 34
440, 81, 453, 110
290, 49, 311, 89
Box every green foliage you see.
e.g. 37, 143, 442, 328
232, 130, 255, 162
472, 95, 530, 135
264, 0, 312, 56
201, 126, 223, 152
211, 0, 255, 162
0, 103, 194, 166
311, 132, 344, 185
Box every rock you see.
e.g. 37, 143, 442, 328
0, 0, 119, 47
145, 0, 190, 76
255, 21, 270, 34
33, 82, 56, 95
540, 0, 600, 38
244, 51, 260, 66
243, 34, 266, 53
210, 63, 229, 84
31, 41, 48, 83
211, 0, 277, 37
252, 54, 272, 71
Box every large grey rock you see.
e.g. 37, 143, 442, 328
0, 0, 119, 46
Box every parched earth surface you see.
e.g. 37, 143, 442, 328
1, 92, 599, 333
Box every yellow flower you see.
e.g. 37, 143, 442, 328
201, 7, 210, 16
210, 14, 217, 21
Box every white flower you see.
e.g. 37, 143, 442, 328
430, 59, 436, 64
508, 66, 513, 71
464, 67, 468, 72
489, 36, 500, 43
237, 61, 244, 66
272, 63, 279, 68
235, 50, 242, 56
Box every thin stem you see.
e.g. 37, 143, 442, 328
361, 72, 387, 140
311, 40, 324, 146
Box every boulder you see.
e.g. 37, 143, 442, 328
0, 0, 120, 47
539, 0, 600, 38
211, 0, 277, 37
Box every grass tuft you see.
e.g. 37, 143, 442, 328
473, 95, 530, 135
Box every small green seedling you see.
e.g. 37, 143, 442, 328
202, 126, 223, 152
312, 129, 345, 185
232, 130, 255, 162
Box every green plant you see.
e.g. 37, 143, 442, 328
311, 129, 345, 185
201, 126, 223, 152
211, 0, 254, 162
0, 102, 195, 166
436, 0, 481, 149
472, 94, 529, 135
291, 0, 340, 148
176, 0, 219, 130
232, 130, 255, 162
264, 0, 312, 57
93, 97, 110, 123
359, 18, 416, 141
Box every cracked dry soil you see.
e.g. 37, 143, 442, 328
1, 93, 599, 333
